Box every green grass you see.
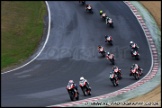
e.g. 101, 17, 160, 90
1, 1, 46, 70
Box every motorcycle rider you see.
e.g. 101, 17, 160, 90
99, 10, 103, 16
100, 10, 107, 18
130, 41, 139, 51
85, 4, 92, 10
68, 80, 78, 91
79, 1, 85, 4
105, 35, 112, 42
112, 66, 122, 79
130, 63, 143, 76
110, 72, 119, 84
112, 66, 120, 73
106, 52, 114, 60
79, 76, 91, 90
98, 45, 104, 53
106, 16, 111, 24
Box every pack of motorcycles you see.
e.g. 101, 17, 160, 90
66, 1, 143, 101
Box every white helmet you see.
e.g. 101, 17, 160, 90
130, 41, 133, 44
69, 80, 74, 83
80, 77, 84, 81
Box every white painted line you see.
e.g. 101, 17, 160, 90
1, 1, 51, 75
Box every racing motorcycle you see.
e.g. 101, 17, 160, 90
131, 49, 140, 60
113, 68, 122, 80
109, 72, 119, 87
66, 83, 79, 101
85, 5, 93, 13
106, 18, 114, 28
98, 47, 106, 57
79, 1, 86, 5
79, 80, 91, 96
106, 54, 115, 65
105, 36, 113, 45
130, 67, 141, 80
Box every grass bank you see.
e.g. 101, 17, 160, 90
1, 1, 46, 70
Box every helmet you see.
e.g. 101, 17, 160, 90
107, 52, 110, 55
98, 45, 101, 48
130, 41, 133, 44
69, 80, 74, 83
80, 77, 84, 81
113, 66, 117, 69
132, 64, 135, 67
100, 10, 103, 13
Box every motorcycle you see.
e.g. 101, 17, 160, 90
85, 5, 93, 13
106, 54, 115, 65
131, 49, 140, 60
79, 80, 91, 96
66, 83, 79, 101
130, 67, 141, 80
109, 72, 119, 86
105, 36, 113, 45
98, 47, 106, 57
79, 1, 86, 5
113, 68, 122, 80
106, 18, 114, 28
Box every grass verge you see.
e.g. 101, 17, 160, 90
1, 1, 46, 70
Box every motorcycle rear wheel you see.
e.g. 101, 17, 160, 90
76, 92, 79, 100
113, 79, 117, 86
134, 73, 139, 80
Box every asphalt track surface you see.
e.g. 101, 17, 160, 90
1, 1, 152, 107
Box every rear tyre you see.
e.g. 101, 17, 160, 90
76, 92, 79, 100
83, 88, 87, 96
113, 80, 117, 87
135, 73, 139, 80
70, 93, 74, 101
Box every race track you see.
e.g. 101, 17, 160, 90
1, 1, 152, 107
